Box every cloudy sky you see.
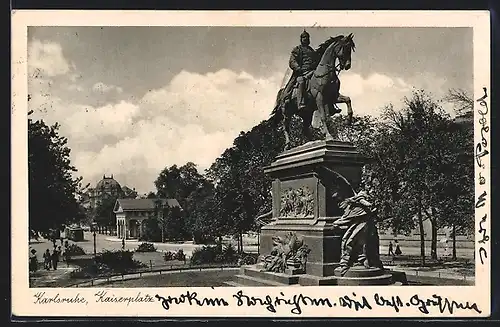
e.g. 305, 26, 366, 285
27, 26, 472, 194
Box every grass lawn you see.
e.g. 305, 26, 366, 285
98, 269, 238, 287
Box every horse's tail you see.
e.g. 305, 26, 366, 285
269, 88, 285, 126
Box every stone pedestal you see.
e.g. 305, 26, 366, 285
259, 140, 365, 278
228, 140, 407, 287
334, 266, 393, 286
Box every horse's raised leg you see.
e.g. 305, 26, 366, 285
315, 93, 334, 141
336, 93, 353, 125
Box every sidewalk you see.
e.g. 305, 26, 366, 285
30, 262, 80, 287
385, 265, 474, 283
104, 237, 259, 254
67, 266, 240, 288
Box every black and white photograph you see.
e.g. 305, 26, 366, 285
12, 10, 491, 318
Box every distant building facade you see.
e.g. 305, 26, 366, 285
113, 198, 182, 240
81, 174, 138, 211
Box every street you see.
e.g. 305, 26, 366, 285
29, 232, 259, 259
29, 232, 473, 261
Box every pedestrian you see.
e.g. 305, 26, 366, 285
29, 249, 38, 272
122, 238, 125, 250
395, 243, 402, 256
43, 249, 51, 270
65, 248, 70, 267
388, 241, 394, 256
57, 246, 62, 263
51, 248, 59, 270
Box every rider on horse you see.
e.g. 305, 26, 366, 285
285, 30, 319, 110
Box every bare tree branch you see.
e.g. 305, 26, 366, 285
444, 88, 473, 115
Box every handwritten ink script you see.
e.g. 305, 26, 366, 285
33, 291, 155, 306
94, 291, 155, 306
31, 289, 482, 316
154, 290, 482, 315
475, 87, 490, 265
33, 292, 88, 305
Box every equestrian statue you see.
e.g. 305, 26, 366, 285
270, 30, 356, 149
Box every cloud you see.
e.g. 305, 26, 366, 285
338, 71, 450, 117
29, 68, 284, 194
28, 39, 72, 77
66, 84, 84, 92
28, 58, 453, 194
140, 69, 282, 134
92, 82, 124, 94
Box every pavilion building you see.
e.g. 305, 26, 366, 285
113, 198, 182, 240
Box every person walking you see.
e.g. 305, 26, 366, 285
29, 249, 38, 272
63, 240, 70, 267
51, 248, 59, 270
395, 242, 402, 256
388, 241, 395, 256
43, 249, 51, 270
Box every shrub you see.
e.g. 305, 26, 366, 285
65, 244, 85, 256
70, 262, 110, 279
192, 232, 216, 245
163, 249, 186, 262
190, 244, 240, 265
136, 242, 156, 252
239, 253, 259, 265
190, 245, 218, 265
175, 249, 186, 261
95, 250, 146, 273
163, 251, 175, 261
223, 244, 238, 264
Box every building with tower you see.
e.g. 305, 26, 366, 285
81, 174, 138, 212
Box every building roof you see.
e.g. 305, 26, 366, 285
114, 198, 182, 212
453, 111, 473, 125
96, 174, 122, 191
121, 185, 138, 198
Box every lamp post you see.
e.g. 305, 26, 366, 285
91, 222, 97, 259
257, 230, 260, 256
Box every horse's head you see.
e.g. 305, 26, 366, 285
317, 33, 356, 72
338, 33, 355, 71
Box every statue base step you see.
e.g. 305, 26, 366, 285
334, 266, 393, 286
226, 265, 408, 287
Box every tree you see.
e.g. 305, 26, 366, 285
154, 163, 213, 241
184, 180, 220, 244
206, 120, 286, 252
28, 115, 85, 236
362, 89, 474, 264
164, 206, 185, 241
146, 191, 157, 199
139, 217, 162, 242
444, 88, 473, 115
155, 162, 206, 206
94, 195, 118, 233
442, 89, 475, 259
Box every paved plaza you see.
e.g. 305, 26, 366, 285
28, 231, 474, 288
29, 231, 259, 257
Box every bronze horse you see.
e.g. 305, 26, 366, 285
270, 34, 356, 149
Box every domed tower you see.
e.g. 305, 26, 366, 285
95, 174, 124, 200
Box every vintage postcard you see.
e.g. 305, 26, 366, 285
11, 10, 491, 318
